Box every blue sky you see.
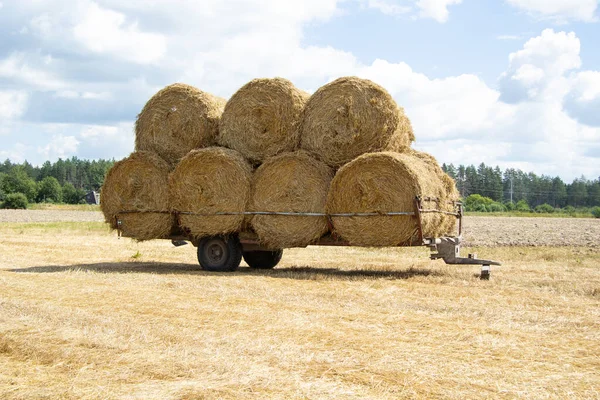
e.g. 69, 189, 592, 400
0, 0, 599, 181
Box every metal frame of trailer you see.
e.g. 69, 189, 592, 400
115, 197, 501, 280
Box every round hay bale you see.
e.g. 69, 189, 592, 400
218, 78, 309, 163
169, 147, 252, 238
250, 151, 333, 249
100, 151, 173, 240
326, 151, 447, 247
300, 77, 414, 167
135, 83, 226, 166
409, 149, 460, 235
387, 107, 415, 151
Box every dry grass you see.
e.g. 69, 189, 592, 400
0, 222, 599, 399
28, 204, 101, 212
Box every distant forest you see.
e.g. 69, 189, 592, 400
0, 157, 599, 211
442, 163, 600, 209
0, 158, 115, 205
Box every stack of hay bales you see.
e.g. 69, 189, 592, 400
101, 75, 458, 247
296, 76, 456, 247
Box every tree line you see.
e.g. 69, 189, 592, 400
442, 163, 600, 212
0, 158, 115, 206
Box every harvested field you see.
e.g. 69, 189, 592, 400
0, 210, 104, 223
1, 211, 597, 247
0, 220, 598, 399
461, 216, 600, 247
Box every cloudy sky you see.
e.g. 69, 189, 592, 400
0, 0, 599, 181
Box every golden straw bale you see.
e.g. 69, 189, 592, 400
250, 151, 333, 249
218, 78, 309, 163
409, 149, 460, 236
326, 151, 448, 246
135, 83, 226, 166
169, 147, 252, 238
387, 107, 415, 152
300, 77, 414, 167
100, 151, 173, 240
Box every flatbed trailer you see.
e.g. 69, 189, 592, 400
116, 197, 500, 279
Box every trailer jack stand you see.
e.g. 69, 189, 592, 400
428, 237, 500, 279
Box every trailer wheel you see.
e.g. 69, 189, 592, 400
243, 250, 283, 269
197, 235, 242, 272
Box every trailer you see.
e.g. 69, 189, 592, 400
115, 197, 500, 280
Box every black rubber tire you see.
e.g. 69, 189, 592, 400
197, 235, 242, 272
243, 250, 283, 269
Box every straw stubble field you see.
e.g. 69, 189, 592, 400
0, 213, 599, 399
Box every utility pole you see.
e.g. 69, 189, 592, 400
510, 177, 513, 203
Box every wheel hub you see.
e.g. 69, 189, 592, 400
206, 242, 225, 264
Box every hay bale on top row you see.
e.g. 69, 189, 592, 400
326, 150, 454, 247
135, 83, 226, 166
300, 76, 414, 168
218, 78, 309, 163
100, 151, 173, 240
250, 151, 333, 249
169, 147, 252, 239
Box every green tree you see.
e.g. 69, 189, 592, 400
568, 178, 587, 207
2, 193, 28, 209
516, 199, 530, 212
0, 172, 6, 201
62, 182, 86, 204
1, 166, 37, 202
588, 181, 600, 207
551, 177, 567, 207
38, 161, 53, 180
37, 176, 63, 203
535, 203, 555, 213
464, 194, 494, 211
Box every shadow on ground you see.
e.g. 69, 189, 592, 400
9, 262, 444, 281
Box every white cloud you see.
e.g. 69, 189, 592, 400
72, 1, 167, 64
564, 70, 600, 127
54, 90, 112, 100
0, 143, 30, 163
508, 29, 581, 77
0, 91, 28, 120
367, 0, 412, 16
37, 134, 80, 160
499, 29, 581, 102
366, 0, 462, 22
350, 59, 514, 140
506, 0, 598, 23
570, 71, 600, 102
0, 53, 66, 91
416, 0, 462, 23
76, 122, 134, 160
